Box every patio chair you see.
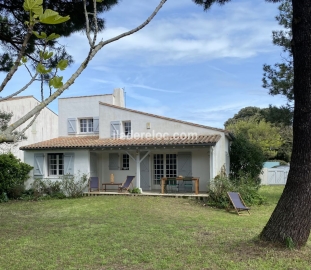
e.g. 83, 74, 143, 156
179, 177, 193, 192
89, 177, 100, 192
118, 176, 135, 192
227, 192, 251, 215
166, 177, 179, 193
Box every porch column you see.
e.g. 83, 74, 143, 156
136, 151, 142, 192
210, 146, 214, 180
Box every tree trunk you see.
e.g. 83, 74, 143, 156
260, 0, 311, 248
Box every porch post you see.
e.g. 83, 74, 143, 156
210, 146, 214, 181
136, 151, 142, 193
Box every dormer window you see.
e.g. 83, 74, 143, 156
80, 119, 93, 133
123, 121, 131, 136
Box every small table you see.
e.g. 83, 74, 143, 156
161, 177, 200, 195
102, 183, 122, 191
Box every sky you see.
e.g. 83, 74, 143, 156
1, 0, 288, 129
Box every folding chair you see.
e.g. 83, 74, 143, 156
227, 192, 251, 215
89, 177, 100, 192
118, 176, 135, 192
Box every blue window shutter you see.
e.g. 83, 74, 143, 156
177, 152, 192, 177
93, 117, 99, 134
110, 121, 120, 138
64, 153, 74, 175
109, 153, 119, 170
34, 153, 44, 176
67, 118, 77, 134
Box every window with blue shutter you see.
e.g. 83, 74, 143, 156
67, 118, 77, 134
34, 153, 44, 176
64, 153, 74, 175
109, 153, 119, 170
110, 121, 121, 138
93, 117, 99, 134
177, 152, 192, 177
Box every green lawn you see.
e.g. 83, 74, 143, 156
0, 186, 310, 270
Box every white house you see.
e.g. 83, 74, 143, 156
21, 89, 232, 192
0, 96, 58, 161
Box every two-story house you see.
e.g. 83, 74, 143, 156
21, 88, 231, 192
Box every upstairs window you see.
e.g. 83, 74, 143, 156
123, 121, 131, 136
80, 119, 93, 133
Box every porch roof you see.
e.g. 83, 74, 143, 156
20, 135, 221, 150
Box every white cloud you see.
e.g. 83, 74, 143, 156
61, 0, 281, 67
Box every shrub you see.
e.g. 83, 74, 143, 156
207, 175, 266, 208
230, 134, 266, 185
32, 178, 67, 199
0, 153, 32, 198
129, 187, 141, 194
61, 172, 88, 198
7, 185, 25, 199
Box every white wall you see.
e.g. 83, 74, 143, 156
99, 103, 229, 182
24, 149, 90, 188
93, 148, 211, 192
0, 96, 58, 161
58, 89, 125, 136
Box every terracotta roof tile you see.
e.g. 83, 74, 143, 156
20, 135, 221, 150
100, 102, 228, 133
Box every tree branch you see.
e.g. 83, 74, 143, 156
0, 27, 33, 93
0, 73, 38, 102
1, 0, 167, 142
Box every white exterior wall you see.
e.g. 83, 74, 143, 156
0, 97, 58, 161
24, 149, 90, 188
91, 148, 211, 192
58, 89, 125, 136
99, 104, 229, 182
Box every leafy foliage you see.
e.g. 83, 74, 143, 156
0, 110, 13, 131
229, 134, 266, 182
207, 175, 266, 208
61, 173, 88, 198
262, 0, 293, 102
225, 105, 293, 162
0, 153, 32, 198
227, 120, 283, 159
0, 0, 119, 72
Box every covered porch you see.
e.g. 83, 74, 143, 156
88, 142, 217, 194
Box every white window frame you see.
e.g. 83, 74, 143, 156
79, 118, 94, 133
123, 121, 131, 137
153, 154, 177, 186
121, 154, 129, 170
48, 153, 64, 176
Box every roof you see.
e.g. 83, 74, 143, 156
100, 102, 227, 133
0, 95, 34, 102
0, 95, 58, 116
59, 94, 110, 100
20, 135, 221, 150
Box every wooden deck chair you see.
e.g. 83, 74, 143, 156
227, 192, 251, 215
118, 176, 135, 192
89, 177, 100, 192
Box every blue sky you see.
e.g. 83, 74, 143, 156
1, 0, 287, 129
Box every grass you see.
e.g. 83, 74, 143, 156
0, 186, 310, 270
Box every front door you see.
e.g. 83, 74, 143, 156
140, 152, 150, 190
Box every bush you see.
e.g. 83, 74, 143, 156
7, 185, 25, 199
230, 134, 266, 185
61, 173, 88, 198
129, 187, 141, 194
207, 175, 266, 208
0, 153, 33, 198
31, 178, 66, 199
